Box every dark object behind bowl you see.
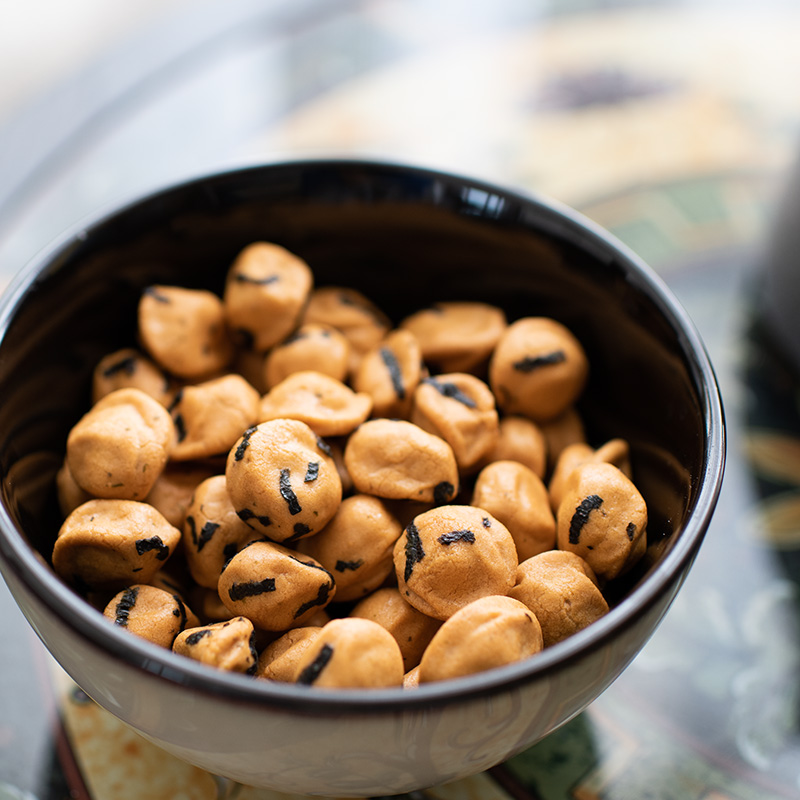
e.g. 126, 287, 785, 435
0, 160, 703, 564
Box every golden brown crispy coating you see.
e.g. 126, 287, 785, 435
556, 462, 647, 581
293, 618, 404, 689
489, 317, 588, 422
223, 242, 313, 351
139, 285, 233, 380
350, 587, 442, 672
173, 616, 257, 673
264, 323, 350, 389
393, 505, 518, 621
411, 373, 499, 472
297, 494, 402, 603
53, 499, 182, 592
217, 540, 335, 631
67, 388, 174, 501
225, 419, 342, 543
259, 371, 372, 438
472, 460, 556, 561
418, 595, 543, 683
509, 552, 608, 646
103, 584, 198, 649
344, 419, 458, 504
400, 301, 507, 374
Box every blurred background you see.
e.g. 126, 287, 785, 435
4, 1, 800, 799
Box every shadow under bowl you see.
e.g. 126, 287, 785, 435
0, 159, 724, 796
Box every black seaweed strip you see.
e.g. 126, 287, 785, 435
102, 355, 137, 377
335, 559, 364, 572
234, 426, 257, 461
172, 595, 188, 634
422, 376, 476, 408
167, 387, 184, 414
290, 522, 311, 539
404, 522, 425, 582
513, 351, 566, 372
174, 413, 187, 443
433, 481, 455, 505
197, 521, 219, 552
626, 522, 637, 541
294, 580, 333, 619
282, 329, 308, 346
246, 631, 259, 676
221, 542, 239, 569
380, 347, 405, 399
315, 435, 332, 457
186, 629, 213, 646
228, 577, 277, 602
234, 273, 280, 285
569, 495, 604, 544
144, 286, 171, 304
279, 469, 302, 515
186, 515, 198, 547
135, 536, 170, 561
437, 529, 476, 546
114, 586, 139, 627
296, 643, 334, 685
304, 462, 319, 482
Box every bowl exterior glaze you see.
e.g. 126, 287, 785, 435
0, 160, 724, 796
2, 558, 677, 794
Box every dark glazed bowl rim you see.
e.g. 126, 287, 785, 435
0, 158, 725, 714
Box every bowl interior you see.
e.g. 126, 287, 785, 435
0, 160, 717, 677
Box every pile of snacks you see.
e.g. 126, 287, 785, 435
51, 241, 648, 689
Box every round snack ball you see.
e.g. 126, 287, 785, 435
344, 419, 458, 505
225, 419, 342, 543
480, 415, 547, 479
297, 494, 402, 603
259, 371, 372, 438
293, 618, 404, 689
540, 407, 586, 472
418, 595, 543, 683
223, 242, 313, 351
556, 462, 648, 581
264, 324, 350, 389
55, 457, 92, 517
472, 460, 556, 561
410, 374, 499, 472
66, 387, 174, 501
399, 301, 507, 374
255, 626, 323, 682
489, 317, 589, 422
170, 374, 261, 461
103, 584, 199, 649
145, 462, 217, 530
138, 285, 233, 380
302, 286, 391, 374
53, 499, 181, 592
92, 348, 176, 407
173, 616, 258, 674
393, 505, 518, 621
509, 552, 608, 647
403, 666, 421, 689
183, 475, 262, 589
352, 329, 423, 419
350, 587, 442, 672
549, 439, 631, 513
217, 540, 336, 631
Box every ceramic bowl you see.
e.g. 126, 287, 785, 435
0, 160, 724, 796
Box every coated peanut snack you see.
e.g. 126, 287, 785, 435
50, 237, 653, 690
